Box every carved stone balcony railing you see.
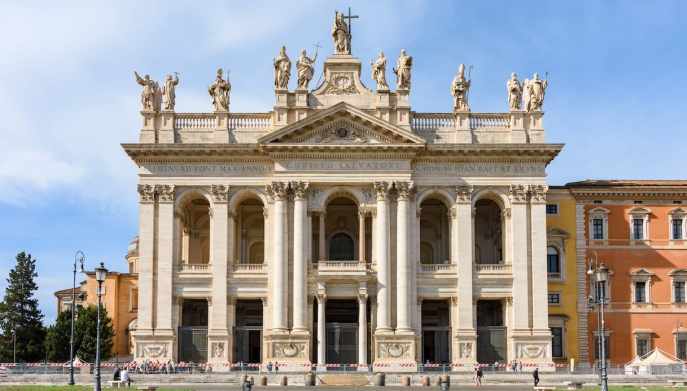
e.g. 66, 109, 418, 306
229, 113, 272, 129
232, 263, 266, 273
474, 263, 512, 275
175, 113, 217, 129
469, 113, 511, 129
311, 261, 370, 278
411, 113, 455, 130
417, 263, 456, 274
176, 263, 211, 273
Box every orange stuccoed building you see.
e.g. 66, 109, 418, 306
569, 180, 687, 365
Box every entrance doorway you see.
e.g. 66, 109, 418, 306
234, 300, 263, 364
325, 300, 359, 364
421, 300, 451, 364
476, 300, 507, 364
178, 299, 208, 362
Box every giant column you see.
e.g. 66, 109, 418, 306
509, 185, 531, 334
135, 185, 155, 339
395, 181, 413, 333
291, 181, 309, 332
155, 185, 175, 335
269, 182, 289, 333
374, 182, 391, 333
453, 185, 477, 366
208, 185, 230, 367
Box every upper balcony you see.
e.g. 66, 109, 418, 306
417, 262, 457, 280
310, 260, 371, 279
175, 262, 212, 280
474, 263, 513, 281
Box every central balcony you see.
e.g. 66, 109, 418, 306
175, 262, 212, 280
311, 260, 371, 278
474, 263, 513, 280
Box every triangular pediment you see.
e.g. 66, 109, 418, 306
258, 102, 426, 146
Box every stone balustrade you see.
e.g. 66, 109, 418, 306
411, 113, 455, 130
174, 113, 216, 129
232, 263, 266, 273
228, 113, 272, 129
417, 263, 456, 273
313, 260, 369, 272
469, 113, 511, 128
176, 263, 211, 272
474, 263, 512, 274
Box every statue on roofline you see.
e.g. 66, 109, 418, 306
524, 72, 548, 112
162, 72, 179, 111
208, 68, 230, 111
296, 49, 317, 90
273, 46, 291, 90
371, 51, 388, 91
393, 49, 412, 90
331, 11, 350, 55
451, 64, 471, 111
507, 72, 523, 111
134, 71, 161, 111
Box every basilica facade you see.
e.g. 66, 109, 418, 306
125, 15, 560, 371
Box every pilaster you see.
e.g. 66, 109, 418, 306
155, 184, 175, 335
135, 184, 156, 334
509, 184, 530, 334
209, 185, 230, 348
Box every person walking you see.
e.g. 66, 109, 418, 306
533, 367, 540, 387
474, 365, 483, 386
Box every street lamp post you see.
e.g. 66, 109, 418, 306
69, 250, 85, 385
11, 329, 16, 364
587, 257, 609, 391
94, 262, 108, 391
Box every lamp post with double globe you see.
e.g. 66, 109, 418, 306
69, 250, 85, 385
94, 262, 108, 391
587, 256, 609, 391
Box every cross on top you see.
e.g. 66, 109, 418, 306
344, 6, 359, 52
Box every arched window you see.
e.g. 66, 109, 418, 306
547, 246, 561, 278
329, 232, 355, 260
474, 199, 503, 264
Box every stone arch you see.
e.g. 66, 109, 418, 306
471, 188, 510, 210
175, 187, 214, 211
175, 188, 212, 265
318, 186, 366, 210
473, 190, 506, 265
229, 188, 268, 214
418, 195, 451, 264
416, 188, 454, 209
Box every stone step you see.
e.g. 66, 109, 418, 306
318, 373, 369, 386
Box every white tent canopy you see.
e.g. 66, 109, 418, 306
624, 348, 685, 375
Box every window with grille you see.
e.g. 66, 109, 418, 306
546, 204, 559, 215
673, 219, 684, 240
674, 281, 685, 303
547, 246, 561, 278
636, 338, 650, 357
548, 293, 561, 305
551, 327, 564, 358
677, 336, 687, 360
635, 281, 647, 303
592, 218, 604, 240
633, 218, 644, 240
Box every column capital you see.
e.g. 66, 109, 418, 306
290, 181, 310, 200
266, 182, 289, 201
455, 185, 473, 204
155, 184, 176, 203
394, 181, 415, 201
373, 181, 390, 201
508, 184, 529, 204
210, 184, 231, 203
138, 184, 156, 203
529, 184, 548, 204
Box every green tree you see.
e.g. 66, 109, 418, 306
0, 252, 46, 362
45, 309, 74, 362
75, 305, 114, 362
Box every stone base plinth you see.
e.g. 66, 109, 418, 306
207, 333, 232, 372
264, 332, 312, 372
511, 332, 555, 372
132, 331, 176, 361
373, 333, 418, 372
452, 330, 477, 369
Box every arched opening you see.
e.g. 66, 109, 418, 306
323, 196, 359, 261
329, 232, 355, 260
419, 198, 450, 264
178, 195, 211, 265
235, 197, 265, 264
474, 199, 503, 265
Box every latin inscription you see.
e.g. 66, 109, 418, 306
278, 160, 409, 171
145, 164, 271, 176
414, 162, 545, 177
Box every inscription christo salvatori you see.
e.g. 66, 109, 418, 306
146, 164, 271, 176
281, 160, 408, 171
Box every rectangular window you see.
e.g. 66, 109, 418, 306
548, 293, 561, 305
677, 336, 687, 360
635, 281, 647, 303
130, 288, 139, 311
673, 219, 684, 240
594, 336, 610, 360
592, 218, 604, 240
551, 327, 564, 358
546, 204, 559, 215
636, 338, 650, 357
675, 281, 686, 303
633, 218, 644, 240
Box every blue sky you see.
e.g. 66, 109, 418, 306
0, 1, 685, 324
